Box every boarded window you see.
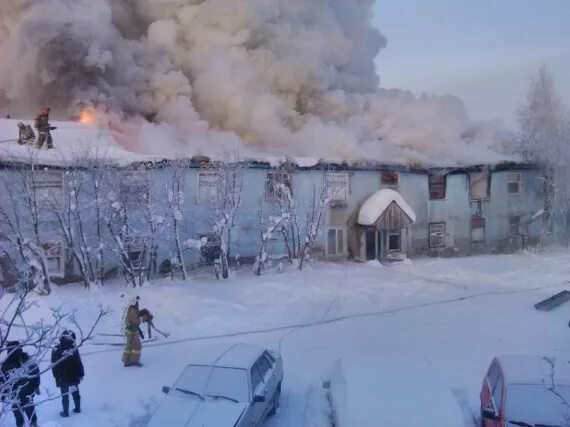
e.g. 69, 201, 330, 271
265, 171, 292, 201
507, 173, 521, 194
509, 216, 520, 235
120, 171, 150, 206
41, 242, 63, 276
30, 170, 64, 209
380, 171, 399, 188
387, 230, 401, 252
327, 228, 345, 256
197, 171, 219, 204
325, 172, 348, 202
471, 217, 485, 242
469, 171, 490, 201
429, 174, 446, 200
429, 223, 446, 248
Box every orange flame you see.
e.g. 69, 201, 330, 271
78, 109, 95, 124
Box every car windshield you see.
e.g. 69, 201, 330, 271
506, 384, 570, 426
171, 365, 249, 403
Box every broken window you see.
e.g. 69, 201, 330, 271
197, 171, 219, 204
380, 171, 399, 188
471, 217, 486, 242
387, 230, 401, 252
507, 173, 521, 194
509, 216, 521, 236
265, 171, 292, 201
120, 170, 150, 206
429, 174, 447, 200
325, 172, 348, 203
469, 171, 490, 201
198, 233, 221, 265
29, 170, 64, 209
41, 242, 64, 276
429, 223, 446, 248
327, 228, 346, 256
122, 235, 148, 269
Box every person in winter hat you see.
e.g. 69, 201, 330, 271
122, 296, 143, 367
51, 330, 84, 417
0, 341, 40, 427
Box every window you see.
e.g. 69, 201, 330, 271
387, 230, 401, 252
469, 171, 490, 201
429, 223, 446, 248
471, 217, 485, 242
256, 355, 272, 380
509, 216, 520, 236
250, 365, 263, 394
197, 171, 219, 204
30, 170, 64, 209
325, 172, 348, 203
429, 174, 446, 200
265, 171, 292, 201
380, 171, 399, 188
327, 228, 345, 256
198, 233, 221, 265
487, 362, 503, 412
507, 173, 521, 194
122, 235, 148, 269
120, 171, 150, 206
41, 242, 63, 276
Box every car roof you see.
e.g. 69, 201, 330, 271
496, 355, 570, 386
188, 343, 265, 370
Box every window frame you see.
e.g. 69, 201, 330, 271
325, 171, 349, 203
29, 170, 65, 210
507, 172, 521, 195
265, 171, 293, 201
471, 217, 486, 243
196, 170, 220, 205
428, 174, 447, 200
249, 364, 264, 397
119, 170, 151, 207
429, 222, 446, 248
122, 235, 149, 270
326, 227, 347, 257
509, 215, 521, 236
380, 171, 399, 188
41, 242, 64, 277
387, 229, 402, 252
468, 171, 491, 201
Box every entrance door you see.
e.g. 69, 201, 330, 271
365, 230, 376, 261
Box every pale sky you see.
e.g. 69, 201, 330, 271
373, 0, 570, 130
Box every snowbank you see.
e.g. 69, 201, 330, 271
357, 188, 416, 225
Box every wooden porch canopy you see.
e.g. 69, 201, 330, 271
357, 189, 416, 230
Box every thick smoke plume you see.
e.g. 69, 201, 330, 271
0, 0, 510, 165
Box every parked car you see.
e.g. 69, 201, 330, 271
480, 355, 570, 427
323, 355, 466, 427
148, 343, 283, 427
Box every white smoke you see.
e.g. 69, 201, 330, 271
0, 0, 511, 165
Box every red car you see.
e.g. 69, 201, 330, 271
480, 355, 570, 427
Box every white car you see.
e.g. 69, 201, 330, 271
148, 343, 284, 427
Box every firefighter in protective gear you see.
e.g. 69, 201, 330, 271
35, 106, 56, 149
122, 296, 143, 367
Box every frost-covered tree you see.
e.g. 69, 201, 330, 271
517, 64, 570, 245
166, 162, 188, 280
253, 201, 291, 276
206, 157, 247, 279
0, 277, 108, 425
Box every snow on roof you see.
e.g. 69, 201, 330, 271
497, 355, 570, 386
187, 343, 264, 370
357, 188, 416, 226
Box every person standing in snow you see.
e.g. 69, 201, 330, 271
51, 330, 84, 417
34, 106, 56, 149
0, 341, 40, 427
122, 296, 144, 367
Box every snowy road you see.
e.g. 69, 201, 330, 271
5, 250, 570, 426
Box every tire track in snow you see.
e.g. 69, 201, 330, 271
81, 280, 566, 357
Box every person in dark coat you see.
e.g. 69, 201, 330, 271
0, 341, 40, 427
34, 106, 56, 149
51, 330, 84, 417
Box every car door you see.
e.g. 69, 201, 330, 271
250, 363, 265, 426
256, 353, 278, 415
481, 361, 503, 427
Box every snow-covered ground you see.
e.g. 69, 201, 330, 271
4, 250, 570, 427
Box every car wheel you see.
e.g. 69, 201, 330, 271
269, 385, 281, 417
